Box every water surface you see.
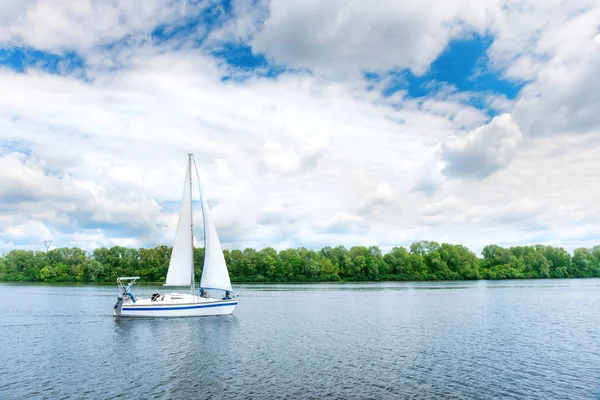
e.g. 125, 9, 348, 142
1, 280, 600, 399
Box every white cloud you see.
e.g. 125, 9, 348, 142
6, 219, 51, 241
485, 0, 600, 139
0, 152, 163, 249
487, 0, 599, 79
358, 181, 395, 214
422, 196, 462, 216
260, 137, 327, 174
439, 113, 522, 179
0, 0, 205, 54
515, 48, 600, 136
412, 147, 447, 194
319, 212, 364, 234
251, 0, 497, 76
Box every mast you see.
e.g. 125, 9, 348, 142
189, 153, 195, 294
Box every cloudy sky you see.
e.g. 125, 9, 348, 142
1, 0, 599, 255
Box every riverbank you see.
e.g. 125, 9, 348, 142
2, 241, 599, 283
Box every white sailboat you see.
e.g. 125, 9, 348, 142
113, 153, 239, 318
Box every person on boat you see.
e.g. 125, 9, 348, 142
125, 282, 136, 303
199, 288, 207, 298
224, 291, 231, 300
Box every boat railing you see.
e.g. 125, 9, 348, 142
116, 276, 140, 294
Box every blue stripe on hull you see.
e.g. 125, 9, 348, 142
122, 301, 238, 311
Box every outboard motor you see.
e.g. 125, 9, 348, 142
113, 296, 124, 317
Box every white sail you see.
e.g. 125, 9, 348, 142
195, 165, 233, 292
164, 161, 194, 286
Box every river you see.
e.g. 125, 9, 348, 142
1, 280, 600, 399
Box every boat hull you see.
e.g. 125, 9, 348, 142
115, 296, 239, 318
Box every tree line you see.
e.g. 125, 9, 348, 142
2, 241, 600, 283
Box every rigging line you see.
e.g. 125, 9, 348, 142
192, 156, 208, 288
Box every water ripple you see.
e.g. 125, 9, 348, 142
1, 280, 600, 399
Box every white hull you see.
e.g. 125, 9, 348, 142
115, 293, 239, 318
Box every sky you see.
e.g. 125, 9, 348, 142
1, 0, 600, 255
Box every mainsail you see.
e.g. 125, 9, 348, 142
164, 160, 194, 286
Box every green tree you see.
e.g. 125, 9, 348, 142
4, 250, 41, 281
2, 242, 598, 283
39, 265, 56, 281
0, 257, 6, 278
84, 259, 105, 282
384, 247, 410, 278
319, 258, 340, 280
572, 248, 598, 277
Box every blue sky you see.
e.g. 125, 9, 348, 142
0, 0, 599, 253
366, 35, 524, 101
0, 9, 522, 108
